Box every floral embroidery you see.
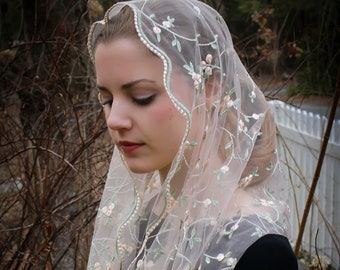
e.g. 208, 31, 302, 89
238, 119, 246, 134
149, 14, 182, 51
203, 198, 212, 207
136, 260, 143, 268
258, 199, 275, 207
192, 72, 202, 90
220, 165, 229, 174
243, 112, 264, 123
249, 90, 256, 103
200, 54, 213, 78
184, 53, 218, 91
88, 1, 290, 269
216, 253, 224, 261
162, 16, 175, 28
193, 5, 201, 15
251, 113, 260, 120
214, 165, 230, 180
153, 26, 161, 42
204, 251, 237, 268
185, 139, 198, 150
224, 221, 240, 239
238, 174, 253, 188
239, 167, 259, 188
121, 244, 133, 254
187, 227, 203, 249
226, 257, 237, 268
100, 202, 115, 217
94, 262, 102, 270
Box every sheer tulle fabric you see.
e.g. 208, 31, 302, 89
87, 0, 290, 269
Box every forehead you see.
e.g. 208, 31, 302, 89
94, 38, 164, 82
94, 38, 155, 63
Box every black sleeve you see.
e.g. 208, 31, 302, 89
235, 234, 298, 270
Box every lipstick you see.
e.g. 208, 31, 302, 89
119, 141, 144, 154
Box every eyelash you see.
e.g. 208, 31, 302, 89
132, 95, 155, 106
100, 100, 113, 107
100, 95, 155, 107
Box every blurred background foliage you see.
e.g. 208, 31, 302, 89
0, 0, 338, 269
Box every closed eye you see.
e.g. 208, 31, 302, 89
100, 99, 113, 107
132, 95, 155, 106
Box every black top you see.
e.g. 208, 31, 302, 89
137, 212, 298, 269
235, 234, 298, 270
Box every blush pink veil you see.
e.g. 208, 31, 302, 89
87, 0, 291, 269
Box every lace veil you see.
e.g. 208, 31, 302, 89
87, 0, 291, 269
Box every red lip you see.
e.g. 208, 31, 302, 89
118, 141, 144, 154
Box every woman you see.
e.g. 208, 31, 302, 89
87, 0, 298, 269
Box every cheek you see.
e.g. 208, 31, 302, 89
150, 96, 178, 122
150, 102, 186, 135
153, 106, 175, 122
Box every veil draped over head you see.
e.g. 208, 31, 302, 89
87, 0, 290, 269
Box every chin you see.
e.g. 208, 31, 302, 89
127, 164, 155, 174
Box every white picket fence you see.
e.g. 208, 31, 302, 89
270, 100, 340, 269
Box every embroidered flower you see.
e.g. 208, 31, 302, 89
230, 223, 239, 232
101, 206, 109, 216
214, 165, 230, 181
162, 16, 175, 28
136, 260, 143, 269
238, 119, 245, 133
193, 5, 201, 15
206, 54, 213, 64
227, 257, 237, 267
219, 95, 234, 114
220, 165, 229, 173
153, 26, 162, 42
162, 21, 171, 28
249, 90, 256, 102
153, 26, 161, 34
185, 140, 198, 150
252, 113, 260, 120
224, 221, 240, 239
121, 244, 133, 253
192, 72, 202, 89
239, 174, 253, 188
225, 96, 234, 108
203, 198, 212, 208
192, 72, 202, 82
259, 199, 274, 207
216, 253, 225, 262
101, 202, 115, 217
205, 66, 213, 76
200, 60, 207, 69
200, 54, 214, 79
94, 262, 102, 270
210, 219, 217, 226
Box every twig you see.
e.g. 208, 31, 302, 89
294, 66, 340, 255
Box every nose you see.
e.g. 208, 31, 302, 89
105, 101, 132, 131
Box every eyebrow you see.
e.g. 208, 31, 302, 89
96, 79, 157, 92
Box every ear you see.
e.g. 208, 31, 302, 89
205, 76, 219, 110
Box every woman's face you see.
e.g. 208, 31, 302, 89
94, 38, 188, 180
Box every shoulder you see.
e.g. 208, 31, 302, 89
235, 234, 298, 270
198, 215, 297, 269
